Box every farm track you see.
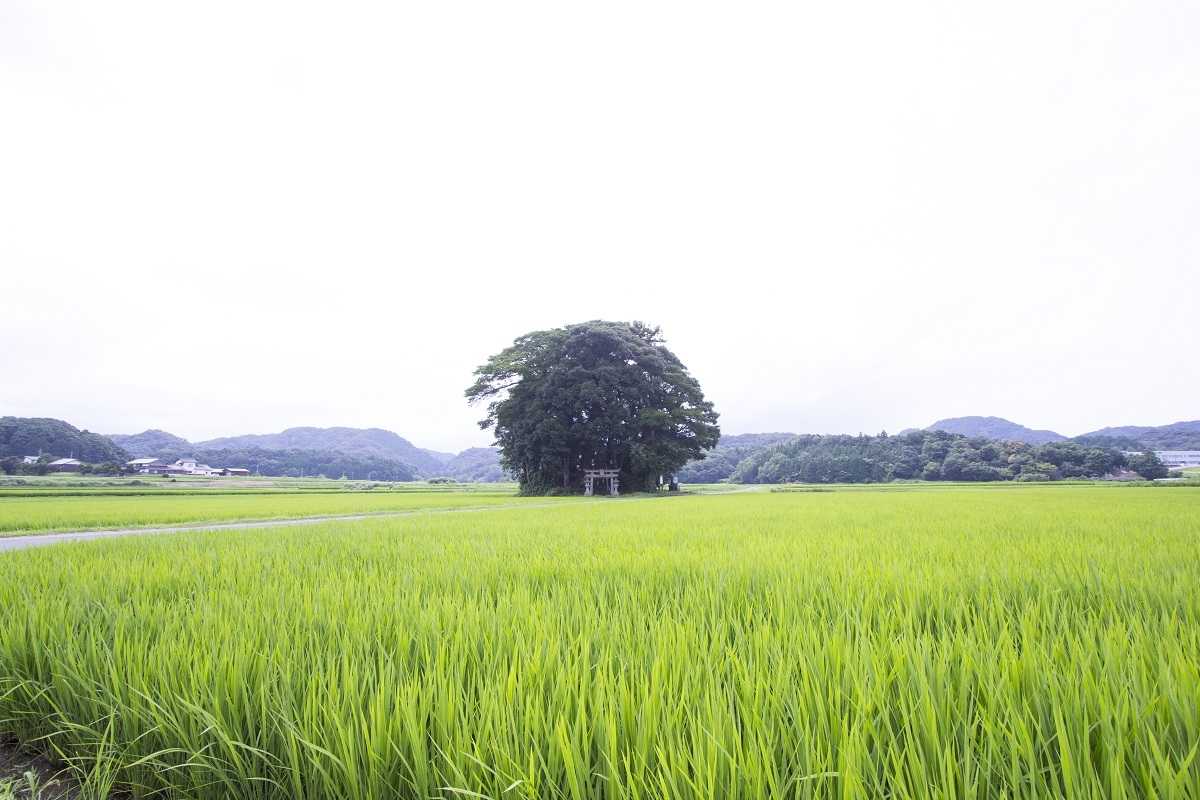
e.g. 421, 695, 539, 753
0, 497, 664, 553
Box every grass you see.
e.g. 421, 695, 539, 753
0, 489, 559, 535
1, 486, 1198, 798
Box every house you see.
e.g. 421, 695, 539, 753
221, 468, 251, 476
143, 463, 190, 475
21, 455, 39, 465
170, 458, 222, 476
48, 458, 83, 472
126, 457, 161, 472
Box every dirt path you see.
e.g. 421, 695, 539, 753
0, 496, 672, 553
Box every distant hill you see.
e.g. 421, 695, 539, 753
926, 416, 1066, 445
439, 447, 509, 482
109, 429, 192, 457
183, 446, 417, 481
197, 427, 454, 476
1074, 420, 1200, 450
104, 424, 507, 481
0, 417, 128, 462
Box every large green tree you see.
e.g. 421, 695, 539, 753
466, 321, 720, 494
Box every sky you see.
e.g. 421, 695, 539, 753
2, 0, 1197, 452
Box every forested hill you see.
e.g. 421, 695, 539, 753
0, 417, 128, 462
676, 433, 795, 483
169, 446, 418, 482
109, 429, 191, 457
1075, 420, 1200, 450
926, 416, 1066, 444
728, 430, 1129, 484
196, 427, 453, 476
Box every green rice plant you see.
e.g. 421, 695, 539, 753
0, 486, 1198, 798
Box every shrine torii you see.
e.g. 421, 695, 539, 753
583, 469, 620, 496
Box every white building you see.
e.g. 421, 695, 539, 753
1156, 451, 1200, 468
171, 458, 223, 476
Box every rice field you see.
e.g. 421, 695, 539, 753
0, 489, 557, 535
1, 486, 1198, 798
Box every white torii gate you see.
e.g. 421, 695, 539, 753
583, 469, 620, 496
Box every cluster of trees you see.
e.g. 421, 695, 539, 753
722, 430, 1162, 484
0, 417, 128, 463
467, 321, 720, 494
677, 433, 795, 483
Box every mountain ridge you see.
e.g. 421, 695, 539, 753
1075, 420, 1200, 450
108, 425, 502, 481
195, 426, 454, 476
926, 416, 1067, 444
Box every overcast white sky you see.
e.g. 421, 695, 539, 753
2, 0, 1197, 452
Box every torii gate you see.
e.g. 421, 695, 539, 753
583, 469, 620, 496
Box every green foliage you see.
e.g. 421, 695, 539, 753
0, 417, 127, 463
727, 430, 1127, 484
1127, 450, 1170, 480
676, 433, 794, 483
0, 487, 1198, 797
467, 321, 720, 494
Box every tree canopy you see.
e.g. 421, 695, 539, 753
466, 321, 720, 494
0, 417, 127, 463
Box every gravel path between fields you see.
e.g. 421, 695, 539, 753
0, 496, 676, 553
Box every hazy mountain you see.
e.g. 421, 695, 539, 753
0, 417, 128, 462
926, 416, 1066, 445
1074, 420, 1200, 450
439, 447, 508, 482
109, 429, 193, 458
197, 427, 453, 476
715, 433, 797, 450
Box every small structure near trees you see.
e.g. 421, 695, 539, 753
583, 469, 620, 496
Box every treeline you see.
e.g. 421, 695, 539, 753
688, 430, 1167, 484
677, 433, 794, 483
0, 417, 128, 463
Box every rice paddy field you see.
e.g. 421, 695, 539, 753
0, 488, 551, 536
1, 484, 1199, 798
